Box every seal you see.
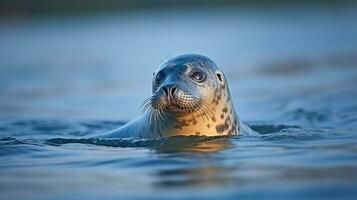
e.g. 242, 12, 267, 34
101, 54, 246, 138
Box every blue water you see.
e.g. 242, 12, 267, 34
1, 6, 357, 200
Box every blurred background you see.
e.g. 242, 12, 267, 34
0, 0, 357, 122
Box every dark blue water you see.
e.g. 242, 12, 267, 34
1, 6, 357, 200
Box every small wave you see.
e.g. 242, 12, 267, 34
249, 124, 301, 134
0, 137, 29, 145
0, 119, 126, 137
259, 128, 344, 142
45, 136, 233, 152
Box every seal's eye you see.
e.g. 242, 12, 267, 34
189, 70, 205, 82
155, 71, 165, 84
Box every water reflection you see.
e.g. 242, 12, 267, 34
154, 165, 237, 188
153, 157, 357, 189
152, 136, 233, 153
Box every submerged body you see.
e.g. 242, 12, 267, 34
102, 54, 246, 139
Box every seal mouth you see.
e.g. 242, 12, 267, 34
140, 94, 214, 124
167, 105, 180, 109
164, 104, 196, 113
151, 94, 210, 115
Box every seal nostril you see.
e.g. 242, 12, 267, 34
162, 87, 169, 96
171, 86, 177, 96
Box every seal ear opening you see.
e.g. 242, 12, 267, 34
216, 72, 224, 83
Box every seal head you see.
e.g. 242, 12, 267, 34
103, 54, 241, 138
142, 54, 240, 137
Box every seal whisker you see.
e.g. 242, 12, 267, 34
140, 96, 155, 114
145, 107, 153, 127
201, 100, 214, 117
192, 97, 214, 119
184, 103, 190, 113
149, 107, 157, 126
199, 102, 211, 116
190, 100, 205, 119
149, 108, 154, 125
140, 96, 152, 106
198, 103, 209, 121
150, 106, 158, 124
201, 103, 210, 120
187, 102, 195, 120
143, 104, 151, 114
157, 107, 165, 126
197, 104, 208, 121
161, 108, 169, 128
